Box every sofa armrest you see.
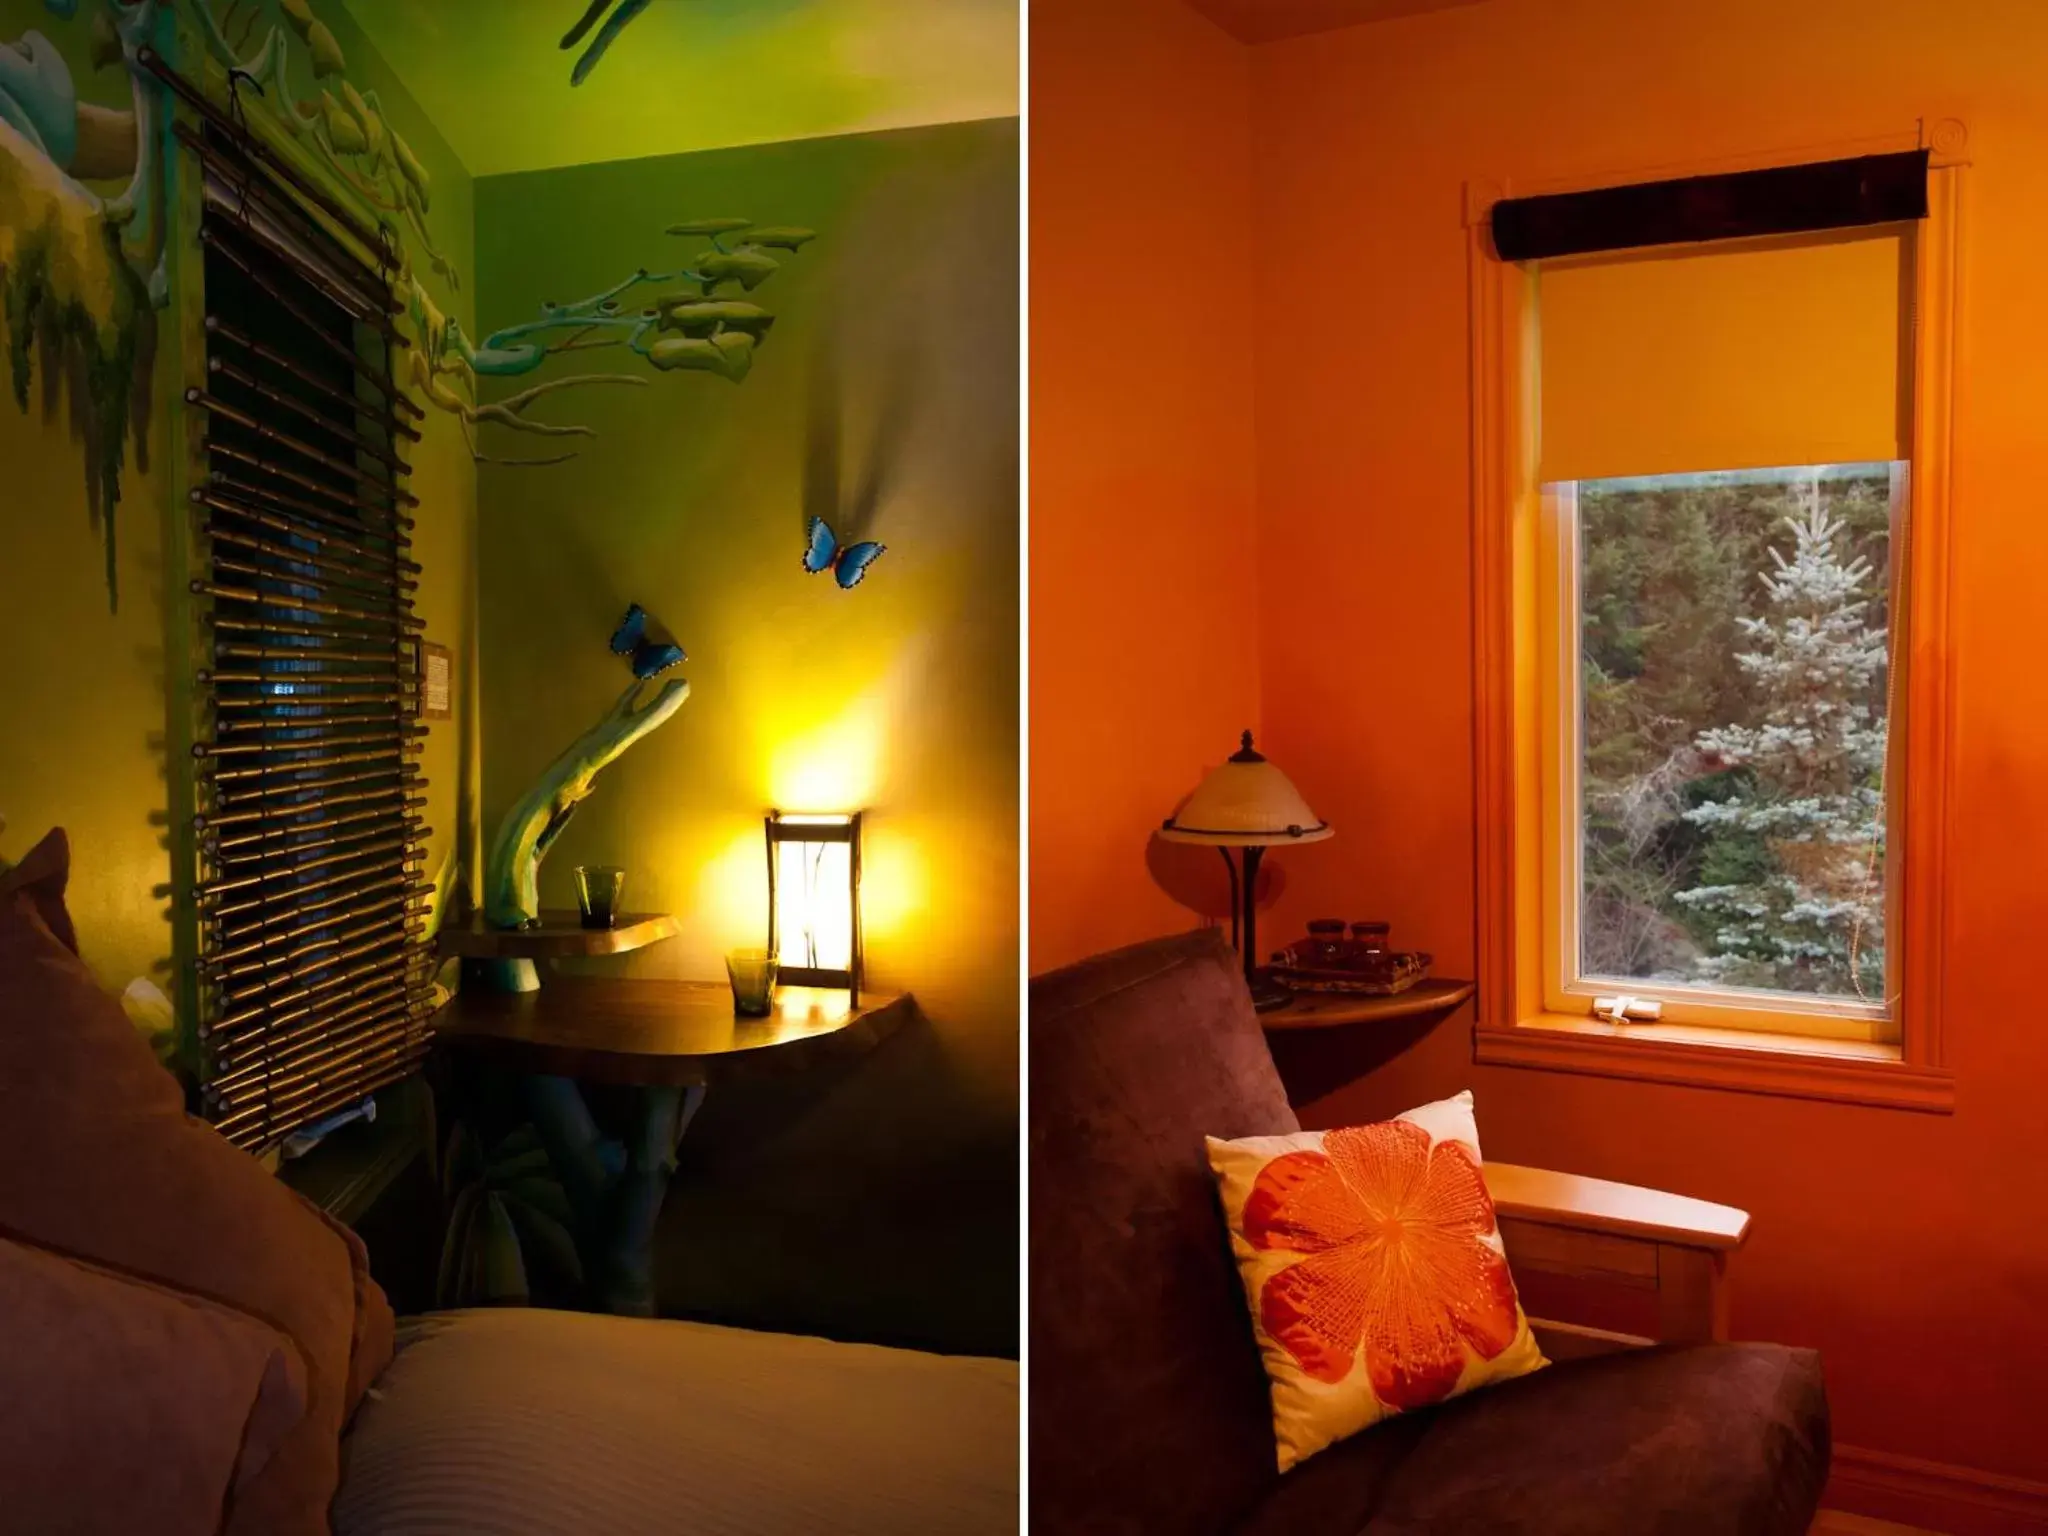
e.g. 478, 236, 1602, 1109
1483, 1163, 1751, 1358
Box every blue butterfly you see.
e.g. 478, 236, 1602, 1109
608, 603, 686, 680
802, 516, 886, 590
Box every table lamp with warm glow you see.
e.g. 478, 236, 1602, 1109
1159, 730, 1333, 1011
766, 811, 863, 1006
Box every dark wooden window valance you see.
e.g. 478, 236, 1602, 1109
1492, 148, 1930, 262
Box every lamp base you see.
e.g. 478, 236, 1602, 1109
1248, 969, 1294, 1013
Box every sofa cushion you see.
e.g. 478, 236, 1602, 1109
0, 829, 393, 1536
1231, 1342, 1829, 1536
1208, 1093, 1548, 1472
0, 1235, 310, 1536
334, 1308, 1019, 1535
1030, 929, 1298, 1536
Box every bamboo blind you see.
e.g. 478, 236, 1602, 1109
183, 109, 435, 1154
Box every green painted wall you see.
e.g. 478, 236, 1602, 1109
474, 119, 1019, 1352
0, 0, 479, 1052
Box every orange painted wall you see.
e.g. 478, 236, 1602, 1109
1249, 0, 2048, 1525
1028, 0, 1259, 974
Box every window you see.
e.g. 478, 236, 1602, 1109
1544, 464, 1902, 1042
1465, 129, 1965, 1109
188, 118, 435, 1153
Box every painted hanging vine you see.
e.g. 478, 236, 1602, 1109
1, 0, 177, 609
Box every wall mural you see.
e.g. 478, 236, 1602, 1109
2, 0, 821, 606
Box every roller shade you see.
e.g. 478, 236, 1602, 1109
1536, 227, 1911, 484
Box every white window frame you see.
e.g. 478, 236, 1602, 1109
1536, 474, 1904, 1044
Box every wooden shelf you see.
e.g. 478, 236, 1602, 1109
1260, 977, 1476, 1032
432, 977, 913, 1087
437, 910, 680, 960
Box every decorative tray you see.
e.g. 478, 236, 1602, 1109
1267, 943, 1432, 996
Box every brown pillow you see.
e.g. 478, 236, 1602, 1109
0, 829, 395, 1536
0, 1235, 310, 1536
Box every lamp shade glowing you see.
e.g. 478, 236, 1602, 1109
765, 811, 863, 1003
1158, 731, 1333, 848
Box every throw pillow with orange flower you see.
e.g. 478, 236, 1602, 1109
1207, 1091, 1546, 1470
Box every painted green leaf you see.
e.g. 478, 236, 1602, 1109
341, 81, 387, 158
474, 1192, 530, 1304
321, 91, 367, 155
436, 1182, 480, 1307
507, 1201, 583, 1286
649, 336, 748, 381
440, 1120, 480, 1198
657, 299, 774, 338
392, 132, 431, 210
713, 331, 755, 381
306, 19, 346, 79
743, 226, 816, 251
493, 1122, 545, 1158
696, 250, 779, 291
506, 1172, 573, 1229
666, 217, 753, 236
486, 1144, 553, 1181
648, 336, 722, 373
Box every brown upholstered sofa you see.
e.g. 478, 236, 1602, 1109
1029, 930, 1830, 1535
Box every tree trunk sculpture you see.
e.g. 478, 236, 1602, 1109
481, 675, 690, 991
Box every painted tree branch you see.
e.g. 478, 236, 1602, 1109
563, 0, 652, 88
476, 373, 647, 437
482, 677, 690, 990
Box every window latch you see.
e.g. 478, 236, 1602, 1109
1593, 994, 1663, 1024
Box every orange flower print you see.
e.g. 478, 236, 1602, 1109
1243, 1118, 1518, 1410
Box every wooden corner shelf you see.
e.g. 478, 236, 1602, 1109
431, 978, 913, 1087
1260, 977, 1476, 1032
436, 910, 681, 960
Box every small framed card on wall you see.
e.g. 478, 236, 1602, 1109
418, 641, 453, 720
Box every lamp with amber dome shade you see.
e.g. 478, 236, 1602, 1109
1159, 730, 1333, 1011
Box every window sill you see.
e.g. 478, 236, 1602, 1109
1474, 1014, 1954, 1113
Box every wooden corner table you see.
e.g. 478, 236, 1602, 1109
434, 912, 912, 1316
1255, 978, 1477, 1103
1257, 977, 1476, 1031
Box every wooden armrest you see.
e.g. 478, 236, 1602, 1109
1483, 1163, 1750, 1250
1483, 1163, 1750, 1355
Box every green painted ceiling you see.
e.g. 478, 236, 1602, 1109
340, 0, 1019, 179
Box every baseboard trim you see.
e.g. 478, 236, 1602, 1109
1830, 1444, 2048, 1531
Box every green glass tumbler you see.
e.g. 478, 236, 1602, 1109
726, 948, 778, 1017
575, 865, 625, 930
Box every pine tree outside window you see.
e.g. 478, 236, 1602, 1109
1543, 464, 1902, 1041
